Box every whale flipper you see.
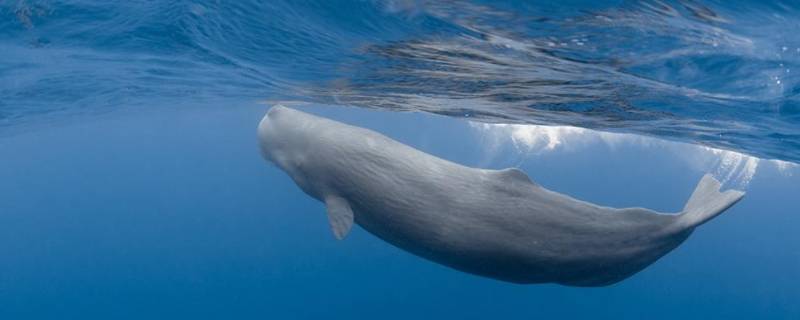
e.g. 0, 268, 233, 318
325, 195, 354, 240
678, 174, 745, 229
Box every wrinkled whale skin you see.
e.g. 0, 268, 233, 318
258, 105, 744, 286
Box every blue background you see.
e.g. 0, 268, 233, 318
0, 102, 797, 319
2, 0, 799, 318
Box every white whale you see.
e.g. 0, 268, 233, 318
258, 105, 745, 286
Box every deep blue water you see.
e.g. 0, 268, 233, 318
1, 1, 799, 319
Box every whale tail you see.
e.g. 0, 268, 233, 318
677, 174, 745, 229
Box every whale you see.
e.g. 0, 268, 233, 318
257, 105, 745, 286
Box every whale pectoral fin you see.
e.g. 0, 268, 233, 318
496, 168, 539, 187
325, 196, 354, 240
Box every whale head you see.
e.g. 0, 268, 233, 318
258, 105, 320, 197
259, 105, 361, 240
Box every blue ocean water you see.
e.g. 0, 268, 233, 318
0, 1, 799, 319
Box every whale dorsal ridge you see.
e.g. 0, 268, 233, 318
496, 168, 539, 187
325, 195, 354, 240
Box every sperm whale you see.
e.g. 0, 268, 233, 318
257, 105, 745, 286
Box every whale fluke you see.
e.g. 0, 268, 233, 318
679, 174, 745, 229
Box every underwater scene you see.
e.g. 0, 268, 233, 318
1, 0, 799, 319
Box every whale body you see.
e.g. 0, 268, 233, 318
258, 105, 745, 286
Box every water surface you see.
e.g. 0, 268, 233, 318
1, 1, 799, 319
